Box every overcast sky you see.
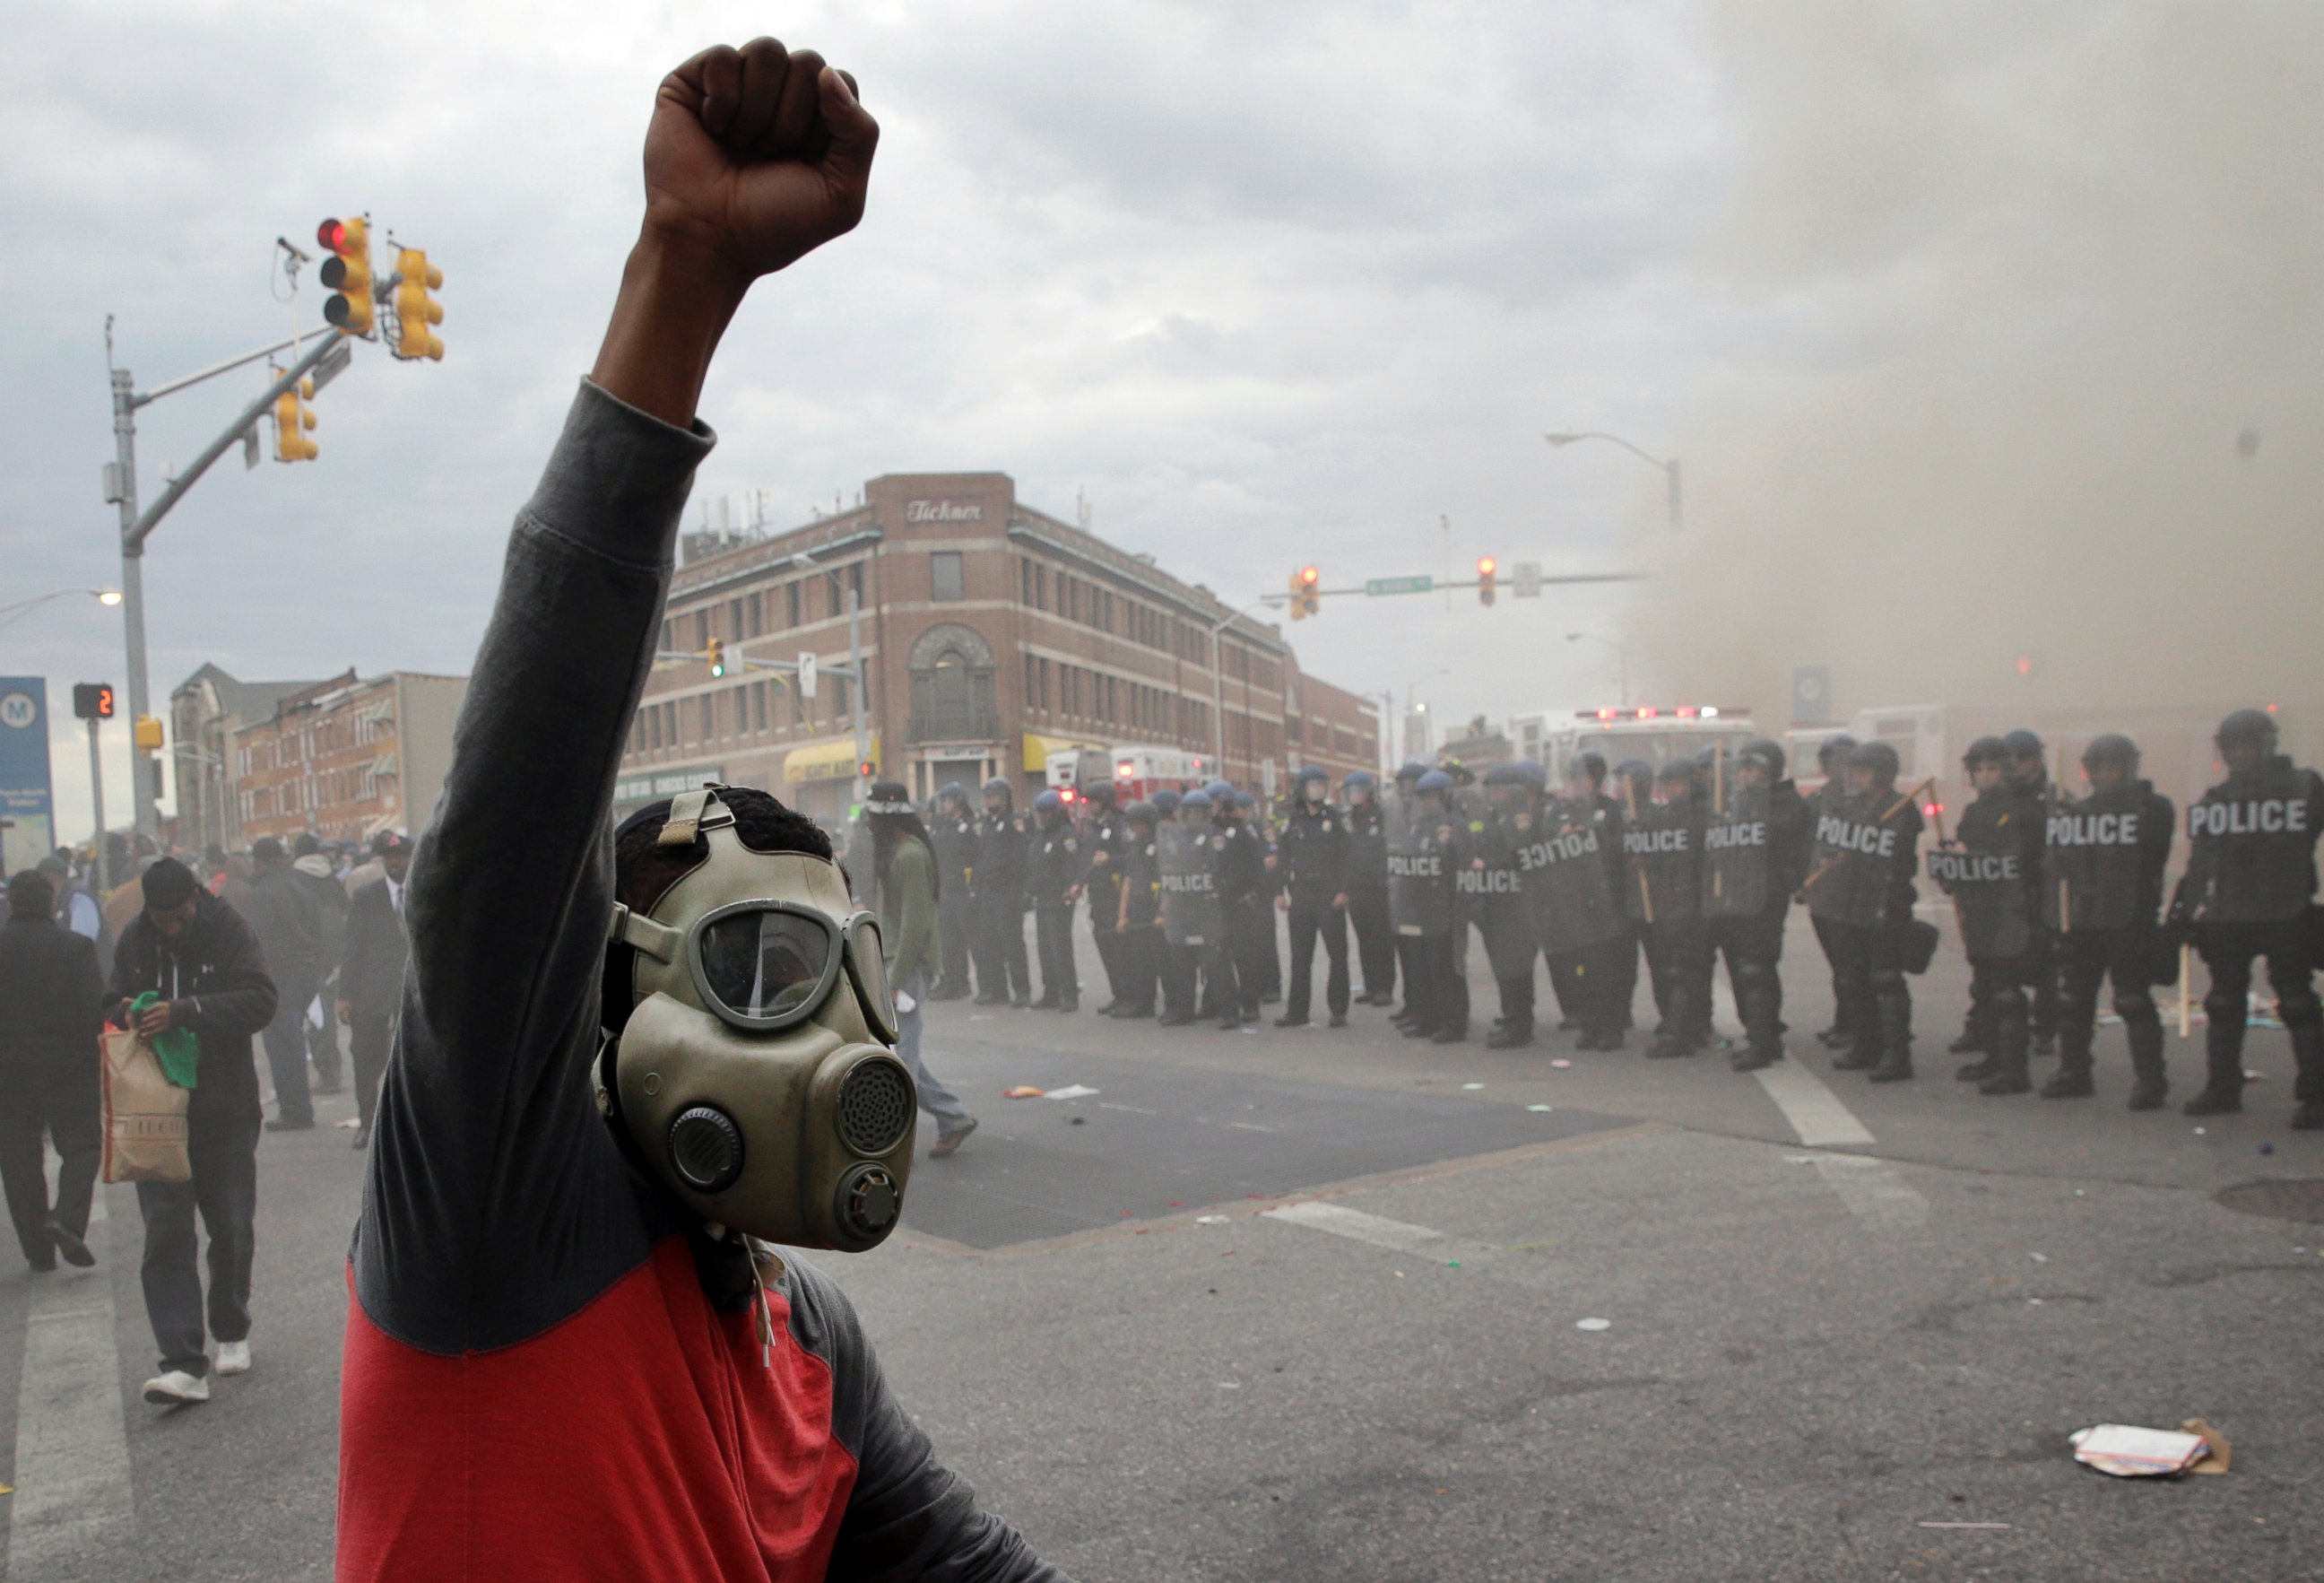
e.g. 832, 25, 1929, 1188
15, 2, 2300, 843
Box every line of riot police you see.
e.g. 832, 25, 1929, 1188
912, 705, 2324, 1133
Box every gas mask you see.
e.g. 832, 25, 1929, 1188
597, 789, 915, 1251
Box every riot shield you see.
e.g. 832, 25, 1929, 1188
1461, 813, 1539, 979
1513, 800, 1627, 954
2186, 761, 2320, 925
1157, 820, 1222, 947
1622, 798, 1701, 925
1701, 784, 1776, 919
2043, 788, 2146, 932
1388, 801, 1452, 938
1804, 792, 1903, 927
1928, 845, 2030, 959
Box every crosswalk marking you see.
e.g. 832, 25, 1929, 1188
1791, 1152, 1931, 1231
1752, 1058, 1877, 1146
1262, 1201, 1560, 1291
4, 1182, 134, 1576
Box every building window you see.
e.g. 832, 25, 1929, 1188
786, 582, 802, 628
753, 681, 769, 734
748, 592, 764, 637
693, 610, 710, 649
906, 622, 998, 743
931, 551, 965, 603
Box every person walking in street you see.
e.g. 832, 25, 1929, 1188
337, 832, 412, 1149
108, 857, 277, 1405
865, 781, 979, 1158
291, 833, 350, 1094
0, 869, 105, 1274
240, 837, 323, 1131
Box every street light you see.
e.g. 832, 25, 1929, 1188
0, 586, 124, 633
1544, 431, 1683, 535
1565, 631, 1630, 708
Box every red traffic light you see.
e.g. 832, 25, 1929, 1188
1477, 556, 1496, 577
317, 217, 349, 253
1298, 566, 1319, 587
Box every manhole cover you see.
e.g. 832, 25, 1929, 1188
2215, 1178, 2324, 1224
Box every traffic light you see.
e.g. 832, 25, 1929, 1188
318, 216, 374, 335
71, 683, 116, 720
1288, 565, 1321, 620
273, 375, 318, 462
857, 759, 875, 779
707, 638, 727, 677
1477, 555, 1497, 606
394, 247, 445, 361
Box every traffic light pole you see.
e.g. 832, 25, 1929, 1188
85, 716, 108, 892
107, 325, 342, 842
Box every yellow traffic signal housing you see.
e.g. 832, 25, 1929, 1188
319, 216, 374, 335
1477, 555, 1497, 606
273, 375, 318, 462
395, 248, 445, 361
133, 714, 165, 751
707, 638, 727, 677
1288, 565, 1321, 620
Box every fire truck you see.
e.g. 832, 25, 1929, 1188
1045, 744, 1215, 805
1510, 704, 1758, 787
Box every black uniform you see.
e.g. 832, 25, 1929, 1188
1390, 801, 1466, 1039
1027, 814, 1080, 1010
1703, 779, 1814, 1064
0, 909, 104, 1270
1078, 800, 1130, 1011
1808, 787, 1926, 1075
1343, 796, 1396, 1003
1625, 794, 1711, 1054
970, 805, 1033, 1005
1807, 778, 1862, 1048
1114, 823, 1162, 1016
1935, 783, 2042, 1092
1277, 800, 1351, 1023
2046, 779, 2175, 1097
928, 804, 979, 999
2175, 756, 2324, 1109
1462, 805, 1539, 1043
2015, 767, 2062, 1050
1213, 816, 1267, 1025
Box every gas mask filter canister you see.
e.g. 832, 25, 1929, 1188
598, 789, 915, 1251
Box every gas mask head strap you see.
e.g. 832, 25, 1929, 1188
608, 785, 736, 963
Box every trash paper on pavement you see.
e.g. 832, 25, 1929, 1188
1043, 1083, 1101, 1100
2070, 1421, 2232, 1477
1002, 1086, 1046, 1099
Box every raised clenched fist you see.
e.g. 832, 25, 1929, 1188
641, 39, 879, 287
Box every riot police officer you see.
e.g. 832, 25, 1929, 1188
2172, 709, 2324, 1127
1935, 737, 2040, 1096
1076, 781, 1130, 1013
1704, 738, 1814, 1072
1806, 734, 1859, 1049
1275, 766, 1351, 1028
1111, 800, 1163, 1019
1156, 789, 1222, 1027
1627, 760, 1711, 1057
1467, 765, 1543, 1048
1387, 761, 1434, 1029
1391, 769, 1466, 1043
1026, 790, 1080, 1012
1514, 762, 1630, 1050
927, 782, 978, 1000
1232, 791, 1280, 1007
1340, 771, 1396, 1005
2004, 728, 2062, 1055
970, 777, 1032, 1007
2044, 733, 2174, 1106
1809, 740, 1925, 1082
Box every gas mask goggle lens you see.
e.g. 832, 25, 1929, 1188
692, 902, 898, 1042
602, 789, 915, 1252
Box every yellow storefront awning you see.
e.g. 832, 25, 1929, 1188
784, 733, 880, 784
1022, 733, 1107, 769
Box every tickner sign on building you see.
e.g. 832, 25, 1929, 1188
906, 500, 984, 523
614, 764, 725, 807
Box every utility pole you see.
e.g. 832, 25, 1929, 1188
85, 717, 107, 892
105, 322, 343, 842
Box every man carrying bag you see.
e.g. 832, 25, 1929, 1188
108, 857, 277, 1405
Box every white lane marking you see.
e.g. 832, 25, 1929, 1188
5, 1181, 134, 1574
1753, 1059, 1876, 1146
1262, 1202, 1561, 1291
1788, 1151, 1931, 1231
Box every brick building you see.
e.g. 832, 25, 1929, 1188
169, 664, 332, 853
233, 669, 467, 847
619, 473, 1380, 822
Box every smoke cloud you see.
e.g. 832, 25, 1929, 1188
1633, 2, 2324, 758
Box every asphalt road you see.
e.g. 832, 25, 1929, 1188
4, 914, 2321, 1581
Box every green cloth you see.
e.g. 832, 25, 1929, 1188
130, 990, 201, 1089
880, 838, 940, 987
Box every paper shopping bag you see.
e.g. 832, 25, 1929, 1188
100, 1025, 190, 1184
